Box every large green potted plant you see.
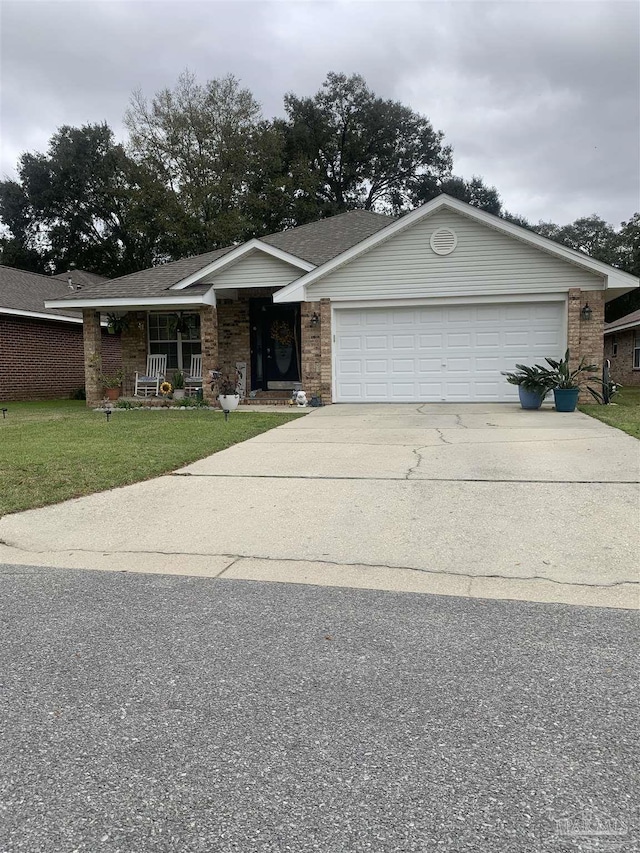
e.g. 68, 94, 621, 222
544, 350, 598, 412
501, 364, 554, 410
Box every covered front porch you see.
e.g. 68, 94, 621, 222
81, 289, 330, 406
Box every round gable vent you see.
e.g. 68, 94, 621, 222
430, 227, 457, 256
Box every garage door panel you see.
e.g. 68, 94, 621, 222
419, 334, 443, 348
364, 359, 387, 374
335, 302, 565, 402
476, 332, 501, 347
392, 358, 415, 373
364, 335, 388, 350
337, 360, 362, 375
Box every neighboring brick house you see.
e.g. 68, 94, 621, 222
604, 309, 640, 386
0, 265, 121, 401
44, 196, 639, 407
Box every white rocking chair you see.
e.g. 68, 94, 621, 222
184, 354, 203, 394
134, 354, 167, 397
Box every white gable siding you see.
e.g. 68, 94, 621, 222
202, 251, 303, 289
305, 210, 604, 300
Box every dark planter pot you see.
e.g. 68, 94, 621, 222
105, 387, 120, 401
553, 388, 579, 412
518, 386, 544, 410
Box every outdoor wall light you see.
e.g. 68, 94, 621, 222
581, 303, 593, 321
310, 312, 319, 327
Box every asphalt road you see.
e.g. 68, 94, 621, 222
0, 564, 637, 852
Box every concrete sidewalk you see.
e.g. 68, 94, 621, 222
0, 403, 638, 608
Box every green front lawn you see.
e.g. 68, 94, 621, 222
0, 401, 303, 518
580, 387, 640, 439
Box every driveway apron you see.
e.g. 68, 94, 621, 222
0, 403, 638, 608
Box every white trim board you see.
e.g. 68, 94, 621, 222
45, 290, 217, 311
329, 293, 568, 310
604, 320, 640, 335
170, 240, 314, 290
274, 195, 639, 303
0, 307, 83, 324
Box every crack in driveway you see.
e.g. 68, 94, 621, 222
0, 545, 637, 590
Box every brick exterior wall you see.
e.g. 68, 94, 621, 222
83, 310, 103, 407
120, 312, 148, 396
200, 305, 219, 403
567, 289, 605, 402
217, 298, 250, 387
605, 327, 640, 386
300, 301, 322, 397
320, 298, 333, 403
0, 314, 120, 402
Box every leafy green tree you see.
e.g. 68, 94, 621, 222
0, 123, 173, 276
125, 71, 263, 252
412, 174, 502, 215
282, 72, 452, 215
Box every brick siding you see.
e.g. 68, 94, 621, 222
300, 301, 322, 397
567, 289, 605, 402
605, 328, 640, 386
0, 314, 120, 402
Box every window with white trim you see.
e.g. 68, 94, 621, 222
634, 330, 640, 369
148, 313, 201, 370
611, 335, 618, 357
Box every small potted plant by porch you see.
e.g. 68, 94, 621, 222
172, 370, 186, 401
501, 364, 554, 410
544, 350, 598, 413
100, 369, 124, 401
215, 368, 241, 413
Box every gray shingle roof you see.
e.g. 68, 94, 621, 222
0, 265, 82, 320
53, 269, 109, 288
261, 209, 395, 265
52, 247, 234, 302
50, 210, 394, 304
605, 309, 640, 332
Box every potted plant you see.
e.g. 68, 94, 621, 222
105, 313, 128, 335
214, 368, 241, 412
100, 369, 124, 401
501, 364, 554, 410
544, 350, 598, 412
172, 371, 185, 401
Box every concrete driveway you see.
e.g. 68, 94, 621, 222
0, 403, 638, 608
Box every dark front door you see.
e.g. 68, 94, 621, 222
250, 299, 301, 390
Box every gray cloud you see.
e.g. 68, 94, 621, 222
1, 0, 638, 225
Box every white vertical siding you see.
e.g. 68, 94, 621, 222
306, 209, 604, 300
203, 251, 304, 289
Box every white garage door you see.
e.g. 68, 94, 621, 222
334, 302, 565, 402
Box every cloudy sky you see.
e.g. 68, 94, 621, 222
1, 0, 638, 225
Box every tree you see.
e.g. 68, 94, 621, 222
0, 123, 173, 276
125, 71, 263, 252
412, 174, 502, 215
282, 72, 452, 216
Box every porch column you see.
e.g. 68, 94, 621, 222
320, 298, 333, 403
200, 305, 219, 403
568, 288, 605, 402
121, 311, 148, 396
300, 301, 322, 397
82, 309, 102, 407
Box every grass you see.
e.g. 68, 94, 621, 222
0, 400, 303, 518
580, 387, 640, 439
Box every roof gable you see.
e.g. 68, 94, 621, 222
274, 196, 639, 303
